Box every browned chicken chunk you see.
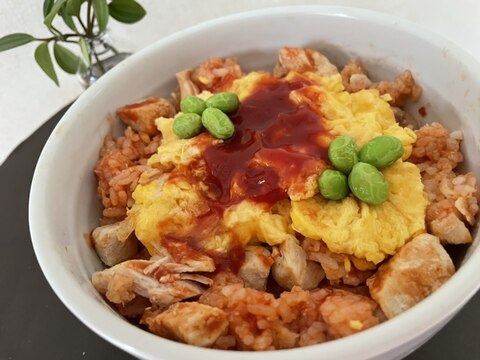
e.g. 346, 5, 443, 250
117, 96, 175, 135
430, 212, 472, 244
192, 57, 242, 92
92, 221, 138, 267
142, 302, 228, 347
340, 59, 372, 92
272, 236, 325, 290
238, 246, 273, 290
175, 68, 200, 99
367, 233, 455, 319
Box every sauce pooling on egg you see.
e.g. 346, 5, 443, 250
202, 77, 331, 209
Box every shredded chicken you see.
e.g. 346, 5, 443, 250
175, 68, 200, 99
276, 47, 338, 77
92, 256, 213, 308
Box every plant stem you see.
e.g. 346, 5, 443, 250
86, 0, 93, 37
51, 25, 63, 36
77, 16, 88, 34
35, 33, 86, 42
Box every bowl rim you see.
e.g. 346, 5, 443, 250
29, 5, 480, 360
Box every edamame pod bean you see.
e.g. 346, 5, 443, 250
348, 162, 389, 205
206, 92, 240, 113
328, 135, 359, 174
318, 169, 349, 201
359, 135, 404, 169
172, 113, 203, 139
180, 96, 206, 115
202, 108, 235, 139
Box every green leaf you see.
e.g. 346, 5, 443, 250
78, 38, 91, 67
59, 5, 78, 32
44, 0, 68, 28
43, 0, 54, 17
65, 0, 84, 16
0, 33, 35, 52
53, 43, 82, 74
108, 0, 146, 24
35, 43, 59, 86
92, 0, 109, 32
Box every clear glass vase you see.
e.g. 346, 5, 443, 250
76, 31, 130, 88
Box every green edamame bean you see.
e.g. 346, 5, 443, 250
180, 96, 206, 115
328, 135, 359, 174
206, 92, 240, 113
202, 108, 235, 139
318, 169, 349, 201
348, 162, 389, 205
172, 113, 203, 139
359, 135, 404, 169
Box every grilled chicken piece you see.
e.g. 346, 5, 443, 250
340, 59, 370, 92
192, 57, 242, 92
92, 256, 213, 308
175, 69, 200, 99
277, 47, 338, 77
272, 236, 325, 290
430, 212, 472, 244
92, 222, 138, 267
238, 246, 273, 290
117, 96, 175, 135
367, 233, 454, 319
142, 302, 228, 347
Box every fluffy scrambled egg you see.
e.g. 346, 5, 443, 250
130, 176, 293, 254
288, 72, 417, 158
287, 72, 427, 263
128, 70, 427, 266
291, 161, 428, 263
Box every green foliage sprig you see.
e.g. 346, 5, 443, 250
0, 0, 146, 85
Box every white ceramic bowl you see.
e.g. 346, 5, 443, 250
29, 6, 480, 360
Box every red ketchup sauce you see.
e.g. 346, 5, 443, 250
202, 78, 331, 209
164, 77, 332, 272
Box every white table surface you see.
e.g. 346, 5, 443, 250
1, 0, 479, 165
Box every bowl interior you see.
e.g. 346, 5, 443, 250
29, 6, 480, 360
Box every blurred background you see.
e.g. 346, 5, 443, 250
1, 0, 479, 165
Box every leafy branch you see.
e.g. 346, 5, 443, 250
0, 0, 146, 85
